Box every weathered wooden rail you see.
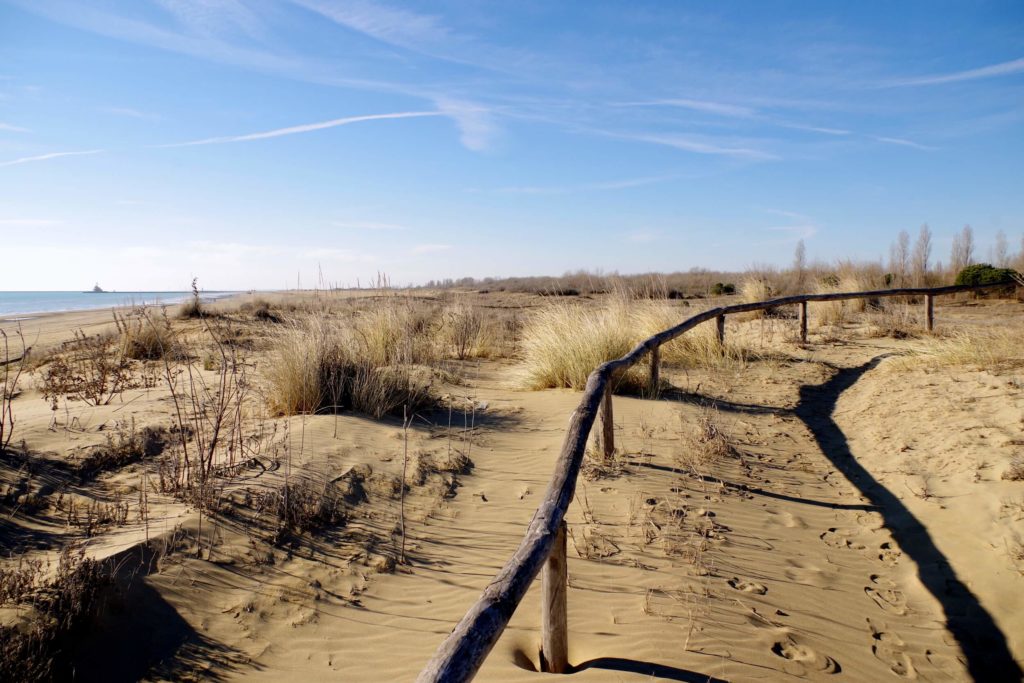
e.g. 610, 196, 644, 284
416, 281, 1013, 682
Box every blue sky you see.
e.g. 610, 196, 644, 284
1, 1, 1022, 290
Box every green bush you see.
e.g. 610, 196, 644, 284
954, 263, 1018, 286
710, 282, 736, 295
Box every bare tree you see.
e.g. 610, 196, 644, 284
951, 224, 976, 276
793, 239, 807, 291
911, 223, 932, 286
889, 229, 910, 285
992, 229, 1009, 267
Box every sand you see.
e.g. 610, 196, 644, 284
2, 295, 1022, 681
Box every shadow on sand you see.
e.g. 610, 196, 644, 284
793, 354, 1022, 681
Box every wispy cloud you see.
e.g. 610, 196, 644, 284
778, 122, 851, 136
766, 224, 818, 240
102, 106, 158, 120
161, 111, 442, 147
433, 97, 496, 151
0, 121, 30, 133
289, 0, 448, 52
0, 149, 103, 168
871, 135, 936, 151
625, 133, 776, 161
617, 98, 757, 118
411, 243, 452, 254
494, 174, 676, 195
886, 57, 1024, 87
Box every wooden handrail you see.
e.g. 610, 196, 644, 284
416, 280, 1012, 683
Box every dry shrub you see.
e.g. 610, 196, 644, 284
676, 409, 732, 476
1003, 456, 1024, 482
40, 331, 138, 407
266, 312, 438, 419
0, 546, 114, 682
249, 476, 347, 544
738, 276, 774, 319
633, 303, 749, 370
518, 298, 644, 391
442, 303, 485, 360
867, 302, 920, 339
78, 420, 167, 478
117, 313, 181, 360
812, 266, 882, 326
891, 327, 1024, 372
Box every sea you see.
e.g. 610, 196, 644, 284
0, 291, 235, 318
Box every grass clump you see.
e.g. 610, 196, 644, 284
518, 299, 644, 391
1003, 456, 1024, 482
115, 312, 181, 360
265, 311, 438, 419
891, 327, 1024, 372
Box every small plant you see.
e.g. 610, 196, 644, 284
178, 277, 205, 319
710, 282, 735, 296
115, 310, 180, 360
443, 303, 484, 360
0, 546, 114, 682
41, 330, 139, 407
1003, 455, 1024, 482
1, 327, 26, 453
77, 419, 167, 478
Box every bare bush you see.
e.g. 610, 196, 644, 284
40, 330, 139, 407
1, 327, 26, 453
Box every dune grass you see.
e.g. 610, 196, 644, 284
890, 327, 1024, 371
265, 308, 440, 419
519, 296, 757, 392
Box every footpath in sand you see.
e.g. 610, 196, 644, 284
93, 346, 1020, 681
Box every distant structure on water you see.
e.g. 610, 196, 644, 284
87, 283, 105, 293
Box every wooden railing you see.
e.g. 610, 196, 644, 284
416, 281, 1014, 682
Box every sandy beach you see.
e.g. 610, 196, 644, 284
2, 290, 1022, 681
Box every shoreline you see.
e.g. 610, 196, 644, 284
0, 291, 239, 321
0, 292, 247, 349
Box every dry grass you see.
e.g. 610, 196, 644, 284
518, 298, 645, 391
265, 311, 439, 419
117, 313, 181, 360
890, 327, 1024, 372
1003, 455, 1024, 482
738, 277, 773, 319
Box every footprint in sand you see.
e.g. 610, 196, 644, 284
784, 559, 837, 589
867, 618, 917, 678
879, 541, 902, 567
765, 509, 807, 529
771, 636, 841, 675
728, 577, 768, 594
865, 575, 909, 616
820, 527, 867, 551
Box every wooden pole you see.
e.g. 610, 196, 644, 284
648, 345, 660, 398
924, 294, 934, 332
799, 301, 808, 343
541, 521, 569, 673
600, 383, 614, 461
715, 314, 726, 347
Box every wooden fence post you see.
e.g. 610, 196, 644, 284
924, 294, 934, 332
599, 383, 614, 461
541, 521, 568, 673
648, 346, 660, 398
799, 301, 808, 343
715, 315, 726, 347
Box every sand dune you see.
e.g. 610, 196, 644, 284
2, 295, 1022, 681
